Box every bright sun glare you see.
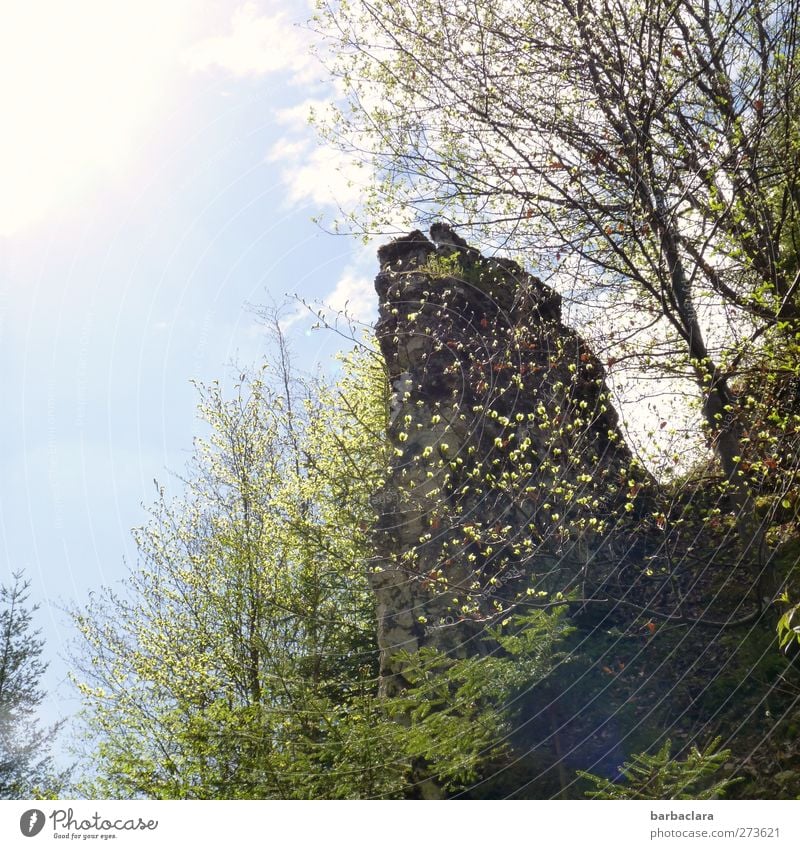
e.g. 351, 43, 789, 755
0, 1, 192, 236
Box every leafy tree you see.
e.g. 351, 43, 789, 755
72, 342, 385, 798
72, 333, 567, 798
307, 1, 800, 788
0, 572, 64, 798
314, 0, 800, 588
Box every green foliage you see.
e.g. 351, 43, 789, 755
579, 738, 739, 800
418, 250, 496, 289
777, 594, 800, 653
65, 0, 800, 794
315, 0, 800, 514
388, 608, 571, 791
0, 573, 65, 798
72, 345, 388, 798
72, 333, 573, 798
419, 251, 465, 280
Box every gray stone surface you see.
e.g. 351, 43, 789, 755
369, 226, 647, 693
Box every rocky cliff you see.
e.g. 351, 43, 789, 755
369, 226, 651, 693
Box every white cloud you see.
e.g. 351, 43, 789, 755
267, 99, 369, 210
283, 145, 366, 209
265, 136, 311, 163
276, 303, 310, 332
183, 2, 319, 83
326, 271, 376, 323
186, 5, 365, 213
274, 98, 337, 132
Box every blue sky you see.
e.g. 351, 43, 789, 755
0, 1, 379, 755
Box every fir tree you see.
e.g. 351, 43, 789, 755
0, 572, 63, 798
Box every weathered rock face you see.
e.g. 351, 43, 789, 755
370, 226, 648, 692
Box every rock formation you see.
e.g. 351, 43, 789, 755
369, 226, 650, 693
